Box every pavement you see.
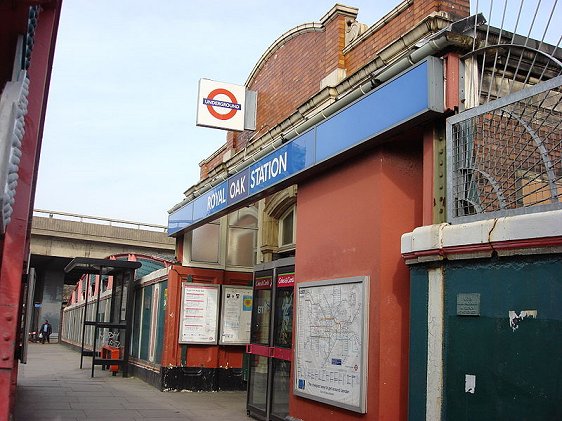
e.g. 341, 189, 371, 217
14, 342, 250, 421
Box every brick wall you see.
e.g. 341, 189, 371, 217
250, 30, 326, 139
200, 0, 469, 178
346, 0, 469, 75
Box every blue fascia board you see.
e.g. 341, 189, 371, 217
168, 57, 444, 236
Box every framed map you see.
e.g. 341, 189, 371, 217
178, 283, 219, 344
219, 286, 253, 345
294, 276, 369, 413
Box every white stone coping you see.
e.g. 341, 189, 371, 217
401, 210, 562, 262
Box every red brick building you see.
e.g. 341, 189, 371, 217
168, 2, 473, 420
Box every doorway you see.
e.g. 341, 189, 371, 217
247, 257, 294, 421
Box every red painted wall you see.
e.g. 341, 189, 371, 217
162, 266, 252, 369
292, 136, 424, 420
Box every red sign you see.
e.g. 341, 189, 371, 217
277, 273, 295, 287
254, 276, 272, 290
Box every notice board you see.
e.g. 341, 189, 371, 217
219, 286, 253, 345
294, 276, 369, 413
178, 283, 219, 344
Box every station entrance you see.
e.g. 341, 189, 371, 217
247, 257, 294, 421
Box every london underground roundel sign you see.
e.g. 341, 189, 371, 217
197, 79, 246, 132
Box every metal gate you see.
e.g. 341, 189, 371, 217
447, 0, 562, 224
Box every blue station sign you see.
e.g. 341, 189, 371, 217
169, 58, 444, 235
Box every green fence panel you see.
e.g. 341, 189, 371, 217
140, 285, 153, 361
155, 282, 167, 364
444, 256, 562, 420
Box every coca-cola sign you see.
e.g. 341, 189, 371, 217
254, 276, 272, 289
277, 273, 295, 287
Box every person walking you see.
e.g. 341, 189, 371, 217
39, 320, 52, 344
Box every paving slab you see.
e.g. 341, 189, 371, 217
15, 343, 250, 420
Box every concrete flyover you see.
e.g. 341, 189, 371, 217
28, 210, 176, 342
31, 209, 175, 260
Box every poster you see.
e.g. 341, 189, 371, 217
294, 276, 369, 413
178, 283, 219, 344
219, 286, 253, 345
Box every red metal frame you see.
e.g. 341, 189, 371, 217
0, 2, 62, 418
271, 347, 292, 361
246, 343, 269, 357
246, 344, 292, 362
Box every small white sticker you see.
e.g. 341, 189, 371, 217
465, 374, 476, 394
509, 310, 537, 331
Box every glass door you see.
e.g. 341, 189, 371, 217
247, 258, 294, 421
270, 266, 294, 421
247, 270, 273, 418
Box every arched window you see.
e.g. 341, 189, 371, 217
278, 206, 296, 256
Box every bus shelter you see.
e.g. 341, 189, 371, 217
64, 257, 141, 377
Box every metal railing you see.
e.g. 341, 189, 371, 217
445, 2, 561, 223
33, 209, 168, 232
465, 0, 562, 108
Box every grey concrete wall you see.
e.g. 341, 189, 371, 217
36, 267, 64, 341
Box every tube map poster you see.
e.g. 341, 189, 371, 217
294, 276, 369, 413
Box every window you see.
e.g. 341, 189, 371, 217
279, 207, 296, 249
191, 222, 220, 263
227, 206, 258, 267
101, 276, 109, 292
90, 274, 96, 297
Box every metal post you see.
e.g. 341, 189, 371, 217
79, 282, 88, 370
91, 267, 104, 377
122, 270, 135, 377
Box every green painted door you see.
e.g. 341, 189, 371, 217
131, 288, 142, 358
444, 256, 562, 420
154, 282, 167, 364
140, 285, 153, 361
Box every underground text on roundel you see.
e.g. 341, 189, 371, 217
202, 98, 241, 110
203, 87, 242, 122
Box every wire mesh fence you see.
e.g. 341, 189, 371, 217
447, 75, 562, 223
446, 1, 561, 223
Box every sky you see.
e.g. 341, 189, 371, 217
35, 0, 560, 226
